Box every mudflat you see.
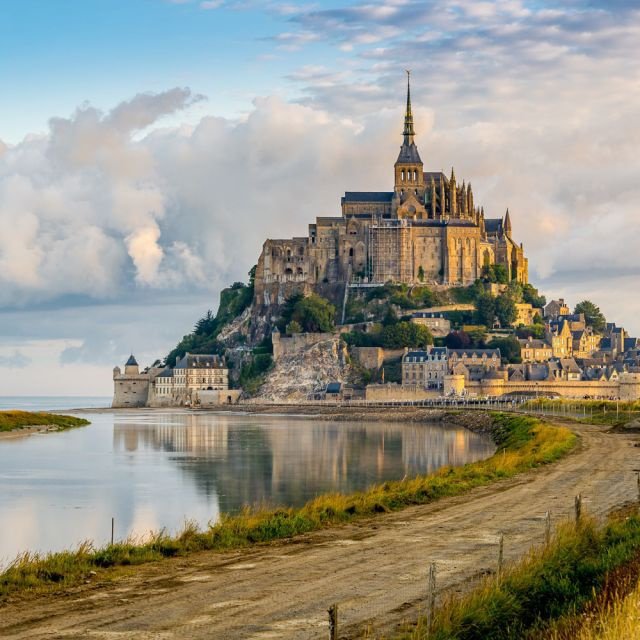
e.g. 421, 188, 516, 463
0, 422, 637, 640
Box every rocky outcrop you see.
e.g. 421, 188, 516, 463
253, 335, 350, 402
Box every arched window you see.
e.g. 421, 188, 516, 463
413, 169, 418, 182
349, 247, 354, 257
286, 249, 291, 258
401, 170, 405, 182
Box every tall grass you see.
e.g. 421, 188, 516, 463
0, 410, 89, 433
402, 512, 640, 640
0, 413, 575, 600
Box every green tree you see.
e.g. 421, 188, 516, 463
495, 294, 517, 327
291, 294, 336, 333
487, 336, 522, 364
475, 293, 496, 327
381, 322, 433, 349
522, 284, 546, 309
574, 300, 606, 334
286, 320, 303, 335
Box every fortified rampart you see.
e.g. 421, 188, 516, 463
444, 373, 640, 400
271, 330, 337, 362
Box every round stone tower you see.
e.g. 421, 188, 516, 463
124, 354, 139, 376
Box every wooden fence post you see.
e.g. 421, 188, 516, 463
497, 533, 504, 582
545, 511, 551, 546
427, 562, 437, 635
574, 494, 582, 523
111, 517, 114, 545
328, 604, 338, 640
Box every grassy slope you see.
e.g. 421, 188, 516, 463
0, 413, 575, 600
524, 399, 640, 429
401, 511, 640, 640
0, 411, 89, 433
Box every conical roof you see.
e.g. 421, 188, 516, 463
125, 354, 138, 366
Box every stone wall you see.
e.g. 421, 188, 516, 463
112, 375, 150, 408
365, 384, 439, 402
351, 347, 384, 371
272, 331, 337, 361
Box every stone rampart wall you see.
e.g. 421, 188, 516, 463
112, 375, 150, 408
365, 384, 439, 402
272, 331, 337, 361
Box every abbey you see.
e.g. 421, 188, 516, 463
254, 75, 528, 306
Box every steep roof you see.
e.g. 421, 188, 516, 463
157, 368, 173, 378
342, 192, 394, 203
125, 354, 138, 366
484, 219, 503, 234
175, 353, 225, 369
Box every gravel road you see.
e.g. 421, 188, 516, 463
1, 421, 638, 640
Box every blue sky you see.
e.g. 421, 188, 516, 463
1, 0, 348, 142
1, 0, 640, 394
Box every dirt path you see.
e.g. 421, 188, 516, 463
1, 423, 638, 640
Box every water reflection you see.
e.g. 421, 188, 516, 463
0, 412, 494, 563
112, 414, 494, 514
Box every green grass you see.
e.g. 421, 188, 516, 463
401, 511, 640, 640
0, 413, 575, 600
0, 410, 90, 433
523, 398, 640, 428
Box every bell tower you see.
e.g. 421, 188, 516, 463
394, 71, 425, 200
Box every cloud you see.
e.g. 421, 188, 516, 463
0, 351, 31, 369
199, 0, 224, 8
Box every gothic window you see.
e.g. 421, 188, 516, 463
401, 170, 405, 182
413, 169, 418, 182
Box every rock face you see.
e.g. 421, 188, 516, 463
255, 335, 350, 402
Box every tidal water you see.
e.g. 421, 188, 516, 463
0, 408, 495, 564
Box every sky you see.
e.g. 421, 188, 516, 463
1, 0, 639, 396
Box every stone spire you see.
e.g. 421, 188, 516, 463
460, 181, 467, 215
467, 182, 474, 216
449, 167, 457, 216
504, 208, 512, 236
403, 70, 415, 144
430, 176, 437, 218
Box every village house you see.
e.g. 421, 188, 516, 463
518, 338, 553, 363
410, 312, 451, 337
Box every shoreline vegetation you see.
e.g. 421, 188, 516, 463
0, 411, 90, 438
0, 412, 575, 601
400, 508, 640, 640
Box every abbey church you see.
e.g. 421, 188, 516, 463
254, 75, 528, 306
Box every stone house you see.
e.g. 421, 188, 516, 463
410, 312, 451, 336
519, 338, 553, 363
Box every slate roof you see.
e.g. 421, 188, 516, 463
484, 219, 503, 233
448, 348, 501, 358
157, 368, 173, 378
342, 192, 394, 203
175, 353, 225, 369
326, 382, 342, 394
396, 142, 422, 164
125, 354, 138, 366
